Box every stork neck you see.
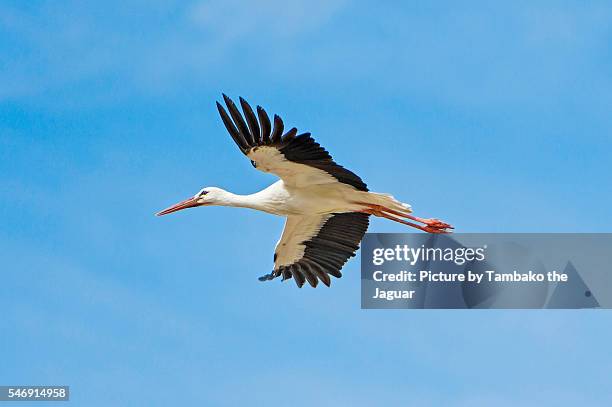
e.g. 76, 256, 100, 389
219, 191, 265, 211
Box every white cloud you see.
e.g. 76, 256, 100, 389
2, 1, 612, 114
189, 0, 346, 40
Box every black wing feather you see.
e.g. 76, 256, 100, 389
223, 94, 254, 145
303, 259, 331, 287
281, 127, 297, 142
257, 106, 271, 144
290, 265, 306, 288
239, 97, 261, 144
216, 102, 249, 152
270, 114, 284, 143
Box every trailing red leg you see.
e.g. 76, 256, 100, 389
359, 203, 453, 234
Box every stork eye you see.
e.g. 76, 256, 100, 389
250, 160, 257, 168
200, 190, 208, 197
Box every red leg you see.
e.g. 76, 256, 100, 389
360, 204, 453, 231
360, 208, 451, 234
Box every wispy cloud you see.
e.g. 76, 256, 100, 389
189, 0, 346, 41
0, 0, 348, 102
2, 1, 611, 113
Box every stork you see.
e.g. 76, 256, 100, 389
157, 95, 452, 288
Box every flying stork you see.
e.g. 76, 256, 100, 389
157, 95, 452, 288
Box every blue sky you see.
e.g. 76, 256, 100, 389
1, 1, 611, 405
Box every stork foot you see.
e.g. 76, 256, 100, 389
422, 225, 452, 234
423, 219, 453, 230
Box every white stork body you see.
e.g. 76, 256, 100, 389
157, 95, 452, 288
216, 179, 414, 218
240, 181, 386, 216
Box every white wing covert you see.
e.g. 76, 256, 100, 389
259, 212, 370, 287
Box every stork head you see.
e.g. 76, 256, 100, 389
156, 187, 225, 216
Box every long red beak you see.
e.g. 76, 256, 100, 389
156, 196, 202, 216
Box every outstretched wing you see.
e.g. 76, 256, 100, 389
262, 212, 370, 287
216, 95, 368, 191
